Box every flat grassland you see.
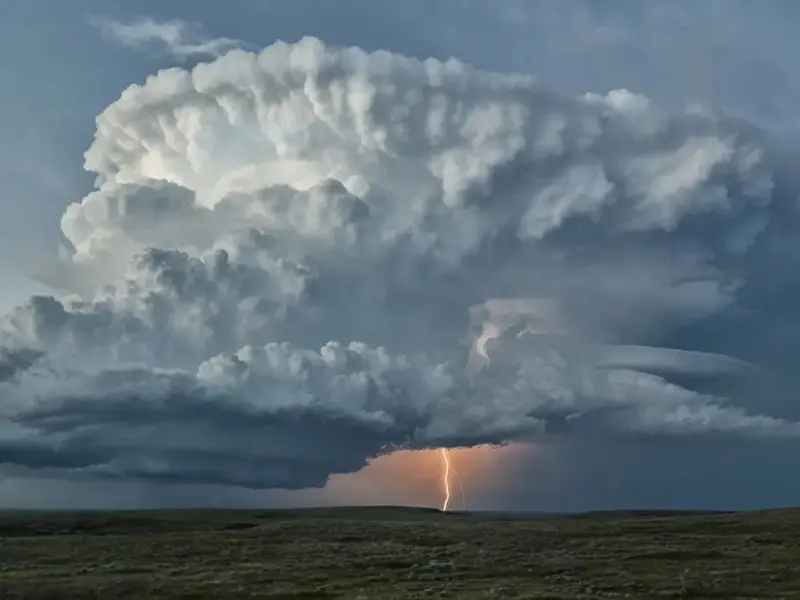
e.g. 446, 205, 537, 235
0, 506, 799, 599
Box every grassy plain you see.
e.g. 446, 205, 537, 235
0, 505, 798, 598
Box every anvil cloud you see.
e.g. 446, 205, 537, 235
2, 37, 799, 490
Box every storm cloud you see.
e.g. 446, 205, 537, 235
2, 36, 800, 490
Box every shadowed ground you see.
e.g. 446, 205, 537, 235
0, 506, 799, 598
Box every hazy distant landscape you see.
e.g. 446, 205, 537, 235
1, 506, 799, 598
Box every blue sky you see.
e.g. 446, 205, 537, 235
2, 0, 800, 510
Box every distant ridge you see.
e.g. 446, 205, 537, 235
1, 505, 788, 520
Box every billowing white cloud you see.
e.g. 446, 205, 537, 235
2, 36, 800, 490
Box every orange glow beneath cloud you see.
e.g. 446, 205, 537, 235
319, 443, 533, 508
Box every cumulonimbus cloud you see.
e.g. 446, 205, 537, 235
2, 36, 800, 489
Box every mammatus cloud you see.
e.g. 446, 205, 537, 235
2, 36, 800, 490
91, 16, 247, 60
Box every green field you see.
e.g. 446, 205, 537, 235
0, 506, 799, 598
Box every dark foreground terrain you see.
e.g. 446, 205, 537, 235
0, 506, 799, 599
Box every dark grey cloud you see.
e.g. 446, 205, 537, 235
0, 348, 41, 382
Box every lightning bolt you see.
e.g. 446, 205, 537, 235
439, 300, 520, 512
440, 448, 451, 511
452, 463, 467, 511
439, 448, 467, 512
